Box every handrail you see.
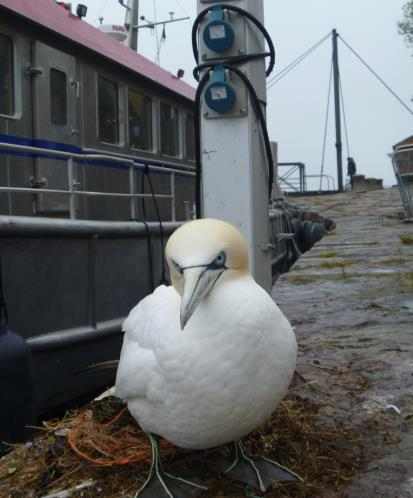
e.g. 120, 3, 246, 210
0, 140, 195, 221
306, 174, 336, 191
0, 141, 195, 176
0, 215, 181, 237
277, 162, 336, 193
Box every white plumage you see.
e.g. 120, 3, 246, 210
115, 219, 297, 451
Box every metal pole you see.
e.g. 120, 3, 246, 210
332, 29, 344, 192
129, 166, 137, 220
170, 173, 176, 222
127, 0, 140, 51
67, 157, 76, 219
197, 0, 271, 292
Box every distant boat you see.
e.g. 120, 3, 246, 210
392, 135, 413, 219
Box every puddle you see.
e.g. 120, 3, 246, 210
401, 300, 413, 313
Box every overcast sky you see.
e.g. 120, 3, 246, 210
82, 0, 413, 188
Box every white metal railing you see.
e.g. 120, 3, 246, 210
277, 162, 336, 193
0, 141, 195, 221
305, 174, 336, 192
391, 148, 413, 219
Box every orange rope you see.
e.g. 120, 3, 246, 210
67, 409, 175, 467
101, 407, 128, 427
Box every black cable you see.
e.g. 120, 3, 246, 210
192, 5, 277, 218
320, 59, 333, 191
338, 35, 413, 117
226, 65, 274, 198
0, 256, 8, 327
144, 168, 168, 285
194, 72, 212, 218
140, 171, 155, 292
194, 63, 274, 213
339, 73, 351, 159
192, 4, 276, 77
267, 32, 331, 89
193, 52, 271, 81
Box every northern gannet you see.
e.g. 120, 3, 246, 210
115, 218, 300, 497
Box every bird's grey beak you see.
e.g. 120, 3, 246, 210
180, 266, 223, 330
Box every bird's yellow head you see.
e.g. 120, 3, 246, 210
165, 218, 249, 329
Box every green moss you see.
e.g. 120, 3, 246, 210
287, 274, 320, 285
319, 251, 337, 259
400, 234, 413, 245
320, 260, 354, 270
375, 257, 409, 266
401, 272, 413, 291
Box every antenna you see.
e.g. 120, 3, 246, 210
136, 14, 190, 31
120, 0, 190, 58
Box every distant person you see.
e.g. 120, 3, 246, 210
347, 157, 357, 189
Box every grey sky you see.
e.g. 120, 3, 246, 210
83, 0, 413, 187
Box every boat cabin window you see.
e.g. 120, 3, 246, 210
50, 69, 67, 125
0, 33, 14, 116
396, 151, 410, 175
185, 112, 196, 161
128, 89, 153, 151
98, 75, 119, 144
160, 102, 180, 157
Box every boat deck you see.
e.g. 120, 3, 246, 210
275, 187, 413, 497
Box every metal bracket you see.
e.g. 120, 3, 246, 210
277, 233, 295, 242
70, 79, 81, 98
26, 66, 44, 77
260, 243, 276, 253
29, 177, 48, 188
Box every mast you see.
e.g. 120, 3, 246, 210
126, 0, 140, 51
332, 29, 344, 192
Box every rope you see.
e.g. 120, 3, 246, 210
144, 168, 168, 285
140, 172, 155, 292
267, 32, 331, 89
97, 0, 110, 22
339, 73, 351, 159
174, 0, 190, 17
338, 35, 413, 117
319, 59, 334, 191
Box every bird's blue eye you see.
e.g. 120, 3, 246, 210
212, 251, 226, 268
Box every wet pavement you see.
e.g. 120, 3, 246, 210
274, 187, 413, 498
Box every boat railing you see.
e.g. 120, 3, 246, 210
391, 146, 413, 220
0, 140, 195, 222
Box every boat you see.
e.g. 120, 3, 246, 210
392, 135, 413, 220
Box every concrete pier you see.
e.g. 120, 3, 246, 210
275, 187, 413, 497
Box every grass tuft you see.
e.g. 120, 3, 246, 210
400, 234, 413, 245
319, 260, 354, 270
318, 251, 337, 259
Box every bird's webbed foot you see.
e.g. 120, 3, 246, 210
223, 441, 303, 493
136, 434, 208, 498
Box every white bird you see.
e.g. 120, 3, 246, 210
115, 218, 300, 498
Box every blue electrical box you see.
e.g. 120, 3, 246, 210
203, 20, 235, 53
203, 7, 235, 54
204, 66, 236, 114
